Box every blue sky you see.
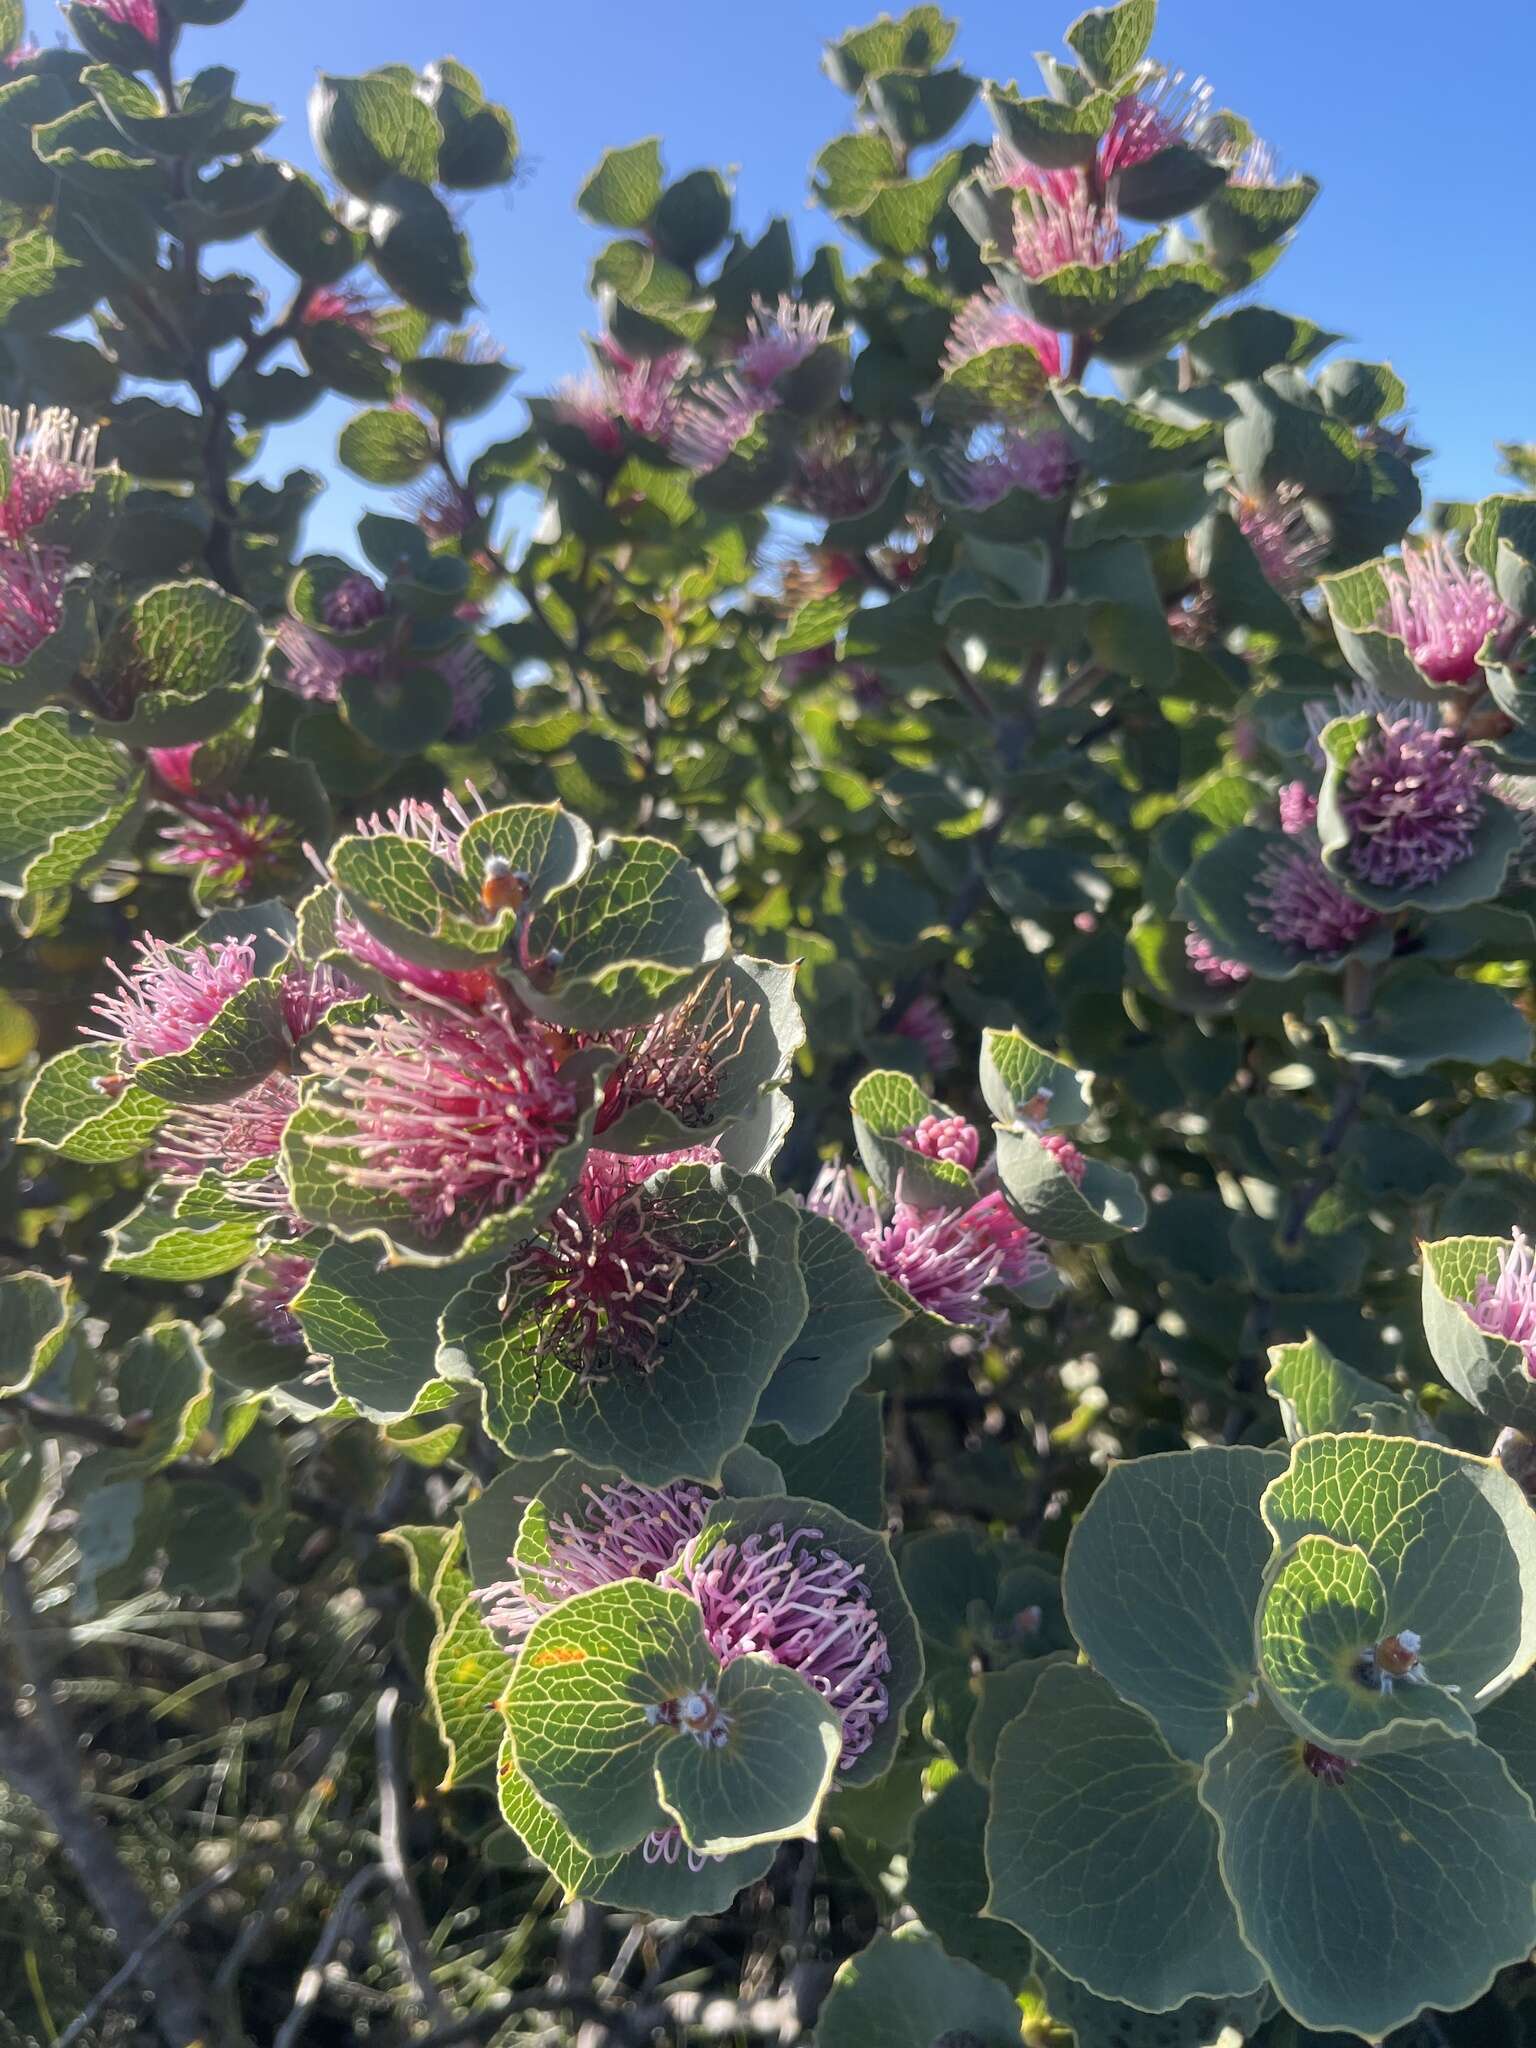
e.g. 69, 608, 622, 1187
179, 0, 1535, 553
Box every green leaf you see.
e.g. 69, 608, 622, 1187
863, 68, 978, 152
309, 71, 441, 199
104, 1186, 262, 1281
401, 350, 511, 422
134, 973, 288, 1108
1224, 380, 1361, 499
1017, 233, 1160, 334
823, 9, 958, 93
370, 178, 474, 323
502, 1578, 714, 1856
1197, 176, 1318, 263
398, 1529, 513, 1790
657, 1653, 839, 1854
1113, 146, 1229, 224
1093, 261, 1225, 359
85, 63, 235, 158
1261, 1434, 1536, 1715
750, 1211, 906, 1441
985, 82, 1114, 168
985, 1661, 1265, 2009
441, 1168, 807, 1485
292, 1242, 464, 1420
0, 1273, 72, 1393
0, 708, 143, 903
979, 1026, 1087, 1128
1065, 0, 1156, 89
1255, 1533, 1474, 1750
1316, 357, 1406, 428
1055, 387, 1223, 482
337, 407, 434, 486
1185, 307, 1338, 384
907, 1771, 1033, 1983
1200, 1694, 1536, 2039
1265, 1333, 1400, 1441
108, 1321, 214, 1476
651, 168, 732, 267
1063, 1446, 1286, 1762
1034, 1961, 1274, 2048
752, 1391, 887, 1531
1306, 968, 1533, 1077
427, 63, 518, 190
817, 1928, 1024, 2048
18, 1044, 167, 1163
263, 166, 366, 287
850, 1067, 974, 1209
578, 138, 662, 229
96, 579, 264, 746
1420, 1236, 1536, 1432
1175, 825, 1393, 982
993, 1125, 1145, 1243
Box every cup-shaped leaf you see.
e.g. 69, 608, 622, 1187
93, 580, 264, 746
1063, 1445, 1286, 1762
993, 1123, 1145, 1243
750, 1209, 907, 1442
984, 82, 1114, 168
817, 1928, 1025, 2048
1261, 1434, 1536, 1713
438, 1168, 807, 1483
978, 1025, 1087, 1128
656, 1653, 840, 1855
1196, 176, 1318, 263
0, 708, 144, 906
391, 1526, 511, 1790
310, 71, 440, 199
1305, 967, 1532, 1077
985, 1661, 1266, 2009
292, 1241, 463, 1421
1201, 1694, 1536, 2039
1256, 1534, 1474, 1750
1064, 0, 1155, 88
1175, 824, 1393, 981
1265, 1331, 1406, 1441
0, 1272, 72, 1393
1053, 388, 1223, 484
1016, 235, 1159, 334
850, 1068, 976, 1209
19, 1044, 169, 1163
1421, 1235, 1536, 1431
1319, 558, 1441, 697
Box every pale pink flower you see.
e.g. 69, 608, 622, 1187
155, 1073, 300, 1187
942, 289, 1064, 386
985, 139, 1078, 204
1465, 1230, 1536, 1377
1338, 717, 1487, 892
1278, 781, 1319, 837
91, 936, 262, 1065
1379, 536, 1510, 686
737, 297, 836, 389
1184, 931, 1251, 989
322, 573, 389, 631
554, 338, 690, 454
942, 422, 1075, 508
670, 377, 778, 474
1249, 843, 1381, 959
76, 0, 160, 35
0, 544, 66, 665
238, 1250, 316, 1347
1038, 1128, 1088, 1187
157, 795, 299, 899
0, 406, 98, 543
1014, 184, 1124, 278
1232, 484, 1325, 597
273, 618, 386, 704
301, 285, 377, 336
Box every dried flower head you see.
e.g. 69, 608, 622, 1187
1338, 716, 1487, 892
1379, 536, 1510, 686
596, 979, 760, 1139
1464, 1229, 1536, 1377
737, 297, 836, 389
805, 1164, 1047, 1333
786, 431, 892, 522
0, 406, 99, 543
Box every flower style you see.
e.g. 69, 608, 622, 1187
155, 1074, 304, 1189
595, 978, 760, 1139
1462, 1230, 1536, 1376
497, 1147, 727, 1383
1248, 841, 1380, 959
1099, 70, 1214, 181
1184, 930, 1251, 990
554, 338, 690, 454
1013, 182, 1125, 279
1378, 536, 1510, 685
0, 406, 99, 543
805, 1164, 1048, 1333
300, 993, 582, 1239
1337, 716, 1487, 892
737, 297, 836, 389
273, 618, 387, 704
0, 544, 67, 665
1231, 484, 1326, 597
942, 289, 1064, 387
985, 138, 1078, 203
670, 377, 778, 474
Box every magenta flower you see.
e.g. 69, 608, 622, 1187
322, 573, 389, 631
0, 544, 66, 666
1184, 930, 1251, 990
1338, 716, 1487, 892
943, 422, 1075, 509
1014, 183, 1125, 279
1038, 1128, 1088, 1187
1464, 1231, 1536, 1377
673, 1521, 891, 1769
157, 796, 299, 899
409, 475, 479, 541
1231, 484, 1325, 597
737, 296, 836, 390
1099, 71, 1214, 181
985, 139, 1078, 204
327, 794, 500, 1007
1278, 780, 1319, 837
899, 1113, 980, 1170
0, 406, 99, 544
1249, 843, 1381, 959
942, 289, 1064, 387
301, 285, 377, 336
498, 1146, 726, 1381
155, 1074, 301, 1188
805, 1164, 1048, 1333
892, 995, 957, 1075
273, 618, 386, 704
75, 0, 161, 37
555, 338, 690, 455
670, 377, 779, 475
92, 936, 263, 1065
238, 1250, 316, 1347
1378, 537, 1510, 685
147, 745, 201, 798
300, 994, 582, 1238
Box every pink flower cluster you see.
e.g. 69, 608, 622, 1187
1338, 716, 1486, 892
1378, 537, 1510, 686
554, 338, 690, 456
1464, 1230, 1536, 1377
75, 0, 161, 38
0, 406, 99, 668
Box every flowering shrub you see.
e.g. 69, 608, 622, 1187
3, 0, 1536, 2040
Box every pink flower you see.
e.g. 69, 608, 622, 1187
497, 1146, 726, 1380
1038, 1129, 1087, 1187
899, 1113, 980, 1170
673, 1520, 891, 1769
155, 1073, 300, 1187
943, 422, 1075, 509
1278, 781, 1319, 837
76, 0, 160, 36
1465, 1230, 1536, 1376
238, 1250, 316, 1347
670, 377, 778, 474
91, 935, 262, 1065
985, 139, 1078, 204
273, 618, 386, 704
300, 994, 582, 1238
1099, 71, 1214, 180
1249, 843, 1381, 959
0, 406, 98, 543
1185, 930, 1251, 990
409, 475, 479, 540
329, 794, 499, 1006
737, 296, 836, 389
1014, 182, 1125, 278
157, 796, 299, 899
147, 745, 201, 798
805, 1164, 1048, 1333
1378, 536, 1510, 686
1232, 484, 1325, 597
554, 338, 690, 454
0, 544, 66, 665
301, 286, 377, 336
1339, 716, 1487, 892
943, 289, 1064, 388
892, 995, 957, 1074
786, 433, 892, 522
322, 573, 389, 631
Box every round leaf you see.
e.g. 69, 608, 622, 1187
1421, 1235, 1536, 1431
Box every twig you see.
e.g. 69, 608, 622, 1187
54, 1856, 246, 2048
375, 1685, 450, 2025
272, 1864, 388, 2048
